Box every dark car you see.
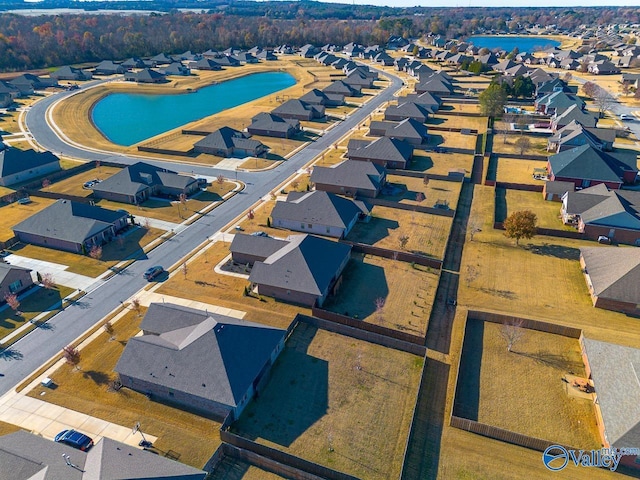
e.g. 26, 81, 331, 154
54, 429, 93, 451
143, 265, 164, 281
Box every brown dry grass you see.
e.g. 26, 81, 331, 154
27, 308, 222, 469
347, 205, 453, 260
409, 150, 473, 176
312, 147, 347, 167
495, 158, 549, 184
429, 130, 477, 151
323, 252, 437, 335
229, 199, 297, 239
208, 457, 287, 479
8, 226, 164, 277
232, 323, 423, 480
430, 114, 488, 133
381, 175, 462, 209
156, 241, 304, 327
502, 189, 575, 231
0, 197, 57, 241
41, 166, 121, 197
492, 134, 548, 156
0, 421, 21, 436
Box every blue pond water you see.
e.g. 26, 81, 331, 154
91, 71, 296, 146
467, 36, 560, 53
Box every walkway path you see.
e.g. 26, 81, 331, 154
133, 290, 245, 319
4, 254, 100, 291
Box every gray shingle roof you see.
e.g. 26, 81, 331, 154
0, 147, 59, 177
92, 162, 197, 197
272, 99, 323, 117
249, 112, 299, 134
347, 137, 414, 164
13, 200, 128, 245
369, 117, 428, 141
580, 246, 640, 304
0, 263, 31, 285
565, 184, 640, 229
311, 160, 385, 193
549, 144, 637, 184
249, 234, 351, 296
553, 104, 597, 128
271, 191, 368, 229
230, 233, 289, 261
115, 303, 286, 409
582, 338, 640, 448
194, 127, 265, 153
385, 102, 432, 121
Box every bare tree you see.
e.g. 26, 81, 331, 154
103, 321, 115, 340
216, 174, 225, 184
89, 244, 102, 260
178, 193, 187, 218
468, 217, 482, 241
181, 262, 188, 279
592, 86, 616, 118
4, 293, 20, 313
41, 273, 55, 290
41, 178, 51, 188
62, 344, 81, 369
500, 318, 526, 352
415, 192, 425, 203
514, 136, 531, 155
374, 297, 385, 323
465, 264, 479, 287
562, 72, 573, 83
423, 175, 430, 186
130, 298, 141, 316
399, 234, 410, 250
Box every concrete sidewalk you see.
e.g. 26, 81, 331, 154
5, 254, 102, 291
134, 290, 245, 319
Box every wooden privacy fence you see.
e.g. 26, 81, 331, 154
467, 310, 583, 338
340, 240, 444, 270
386, 169, 465, 183
493, 222, 584, 241
428, 125, 479, 134
495, 181, 543, 192
364, 197, 455, 217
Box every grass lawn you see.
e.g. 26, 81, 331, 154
27, 308, 222, 469
312, 147, 347, 167
8, 226, 164, 277
455, 318, 600, 449
347, 205, 453, 260
323, 253, 438, 336
381, 175, 462, 210
492, 134, 548, 156
232, 323, 422, 480
0, 110, 21, 135
0, 197, 57, 242
229, 199, 297, 239
0, 421, 21, 436
495, 158, 549, 185
41, 166, 122, 198
208, 456, 287, 479
460, 184, 640, 348
500, 188, 575, 231
156, 241, 304, 327
409, 150, 473, 176
239, 157, 281, 170
0, 285, 75, 340
430, 115, 488, 133
430, 131, 477, 151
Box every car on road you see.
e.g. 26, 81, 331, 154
620, 113, 633, 121
54, 429, 94, 451
143, 265, 164, 281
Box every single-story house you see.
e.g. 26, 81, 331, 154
91, 161, 200, 204
248, 112, 300, 138
234, 52, 259, 64
193, 127, 267, 158
542, 180, 574, 201
581, 337, 640, 469
415, 75, 454, 95
561, 184, 640, 245
547, 121, 614, 153
192, 58, 223, 71
547, 144, 638, 189
115, 302, 286, 420
369, 117, 428, 145
0, 430, 206, 480
0, 263, 34, 299
384, 102, 431, 123
93, 60, 126, 75
272, 99, 324, 121
256, 50, 278, 61
230, 234, 289, 266
551, 104, 597, 131
343, 71, 375, 89
270, 190, 369, 238
399, 92, 441, 112
323, 80, 361, 97
212, 55, 241, 67
0, 147, 60, 186
299, 88, 344, 107
13, 199, 130, 253
311, 160, 386, 198
121, 57, 146, 69
161, 62, 191, 76
9, 74, 57, 93
50, 65, 92, 81
347, 137, 414, 169
243, 233, 351, 307
588, 60, 621, 75
124, 68, 166, 83
580, 247, 640, 314
151, 52, 174, 65
535, 91, 585, 115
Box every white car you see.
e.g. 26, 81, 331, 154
620, 113, 633, 121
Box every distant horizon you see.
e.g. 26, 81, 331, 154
20, 0, 640, 6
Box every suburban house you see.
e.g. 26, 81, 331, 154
347, 137, 414, 169
93, 60, 126, 75
124, 68, 166, 83
561, 184, 640, 245
0, 430, 206, 480
161, 62, 191, 76
270, 190, 369, 238
311, 160, 386, 198
248, 112, 300, 138
587, 60, 621, 75
0, 263, 34, 299
9, 73, 58, 92
551, 104, 597, 130
0, 147, 60, 186
121, 57, 146, 69
535, 91, 585, 115
115, 302, 286, 420
323, 80, 361, 97
543, 180, 575, 202
369, 117, 428, 145
415, 75, 454, 95
343, 71, 375, 89
92, 162, 200, 204
151, 52, 174, 64
547, 121, 615, 153
547, 144, 638, 189
299, 88, 344, 107
272, 99, 325, 121
400, 91, 442, 112
193, 127, 267, 158
384, 102, 431, 123
192, 58, 222, 71
235, 233, 351, 307
581, 337, 640, 469
13, 199, 130, 253
50, 65, 92, 81
580, 247, 640, 314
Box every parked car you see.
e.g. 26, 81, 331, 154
620, 113, 633, 121
143, 265, 164, 281
251, 231, 269, 237
54, 429, 94, 451
597, 236, 612, 245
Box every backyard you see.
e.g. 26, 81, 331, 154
495, 158, 549, 185
346, 205, 453, 260
27, 308, 222, 469
0, 197, 57, 242
496, 188, 575, 231
322, 252, 438, 336
454, 318, 600, 449
409, 150, 473, 177
231, 322, 422, 480
380, 175, 462, 210
40, 165, 122, 198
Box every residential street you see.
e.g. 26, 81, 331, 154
0, 70, 403, 396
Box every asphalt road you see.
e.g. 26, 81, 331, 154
0, 70, 403, 394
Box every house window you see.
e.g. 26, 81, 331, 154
326, 227, 331, 233
168, 391, 174, 397
8, 280, 22, 293
300, 224, 305, 229
308, 224, 312, 228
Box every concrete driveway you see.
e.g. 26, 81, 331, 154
4, 255, 101, 291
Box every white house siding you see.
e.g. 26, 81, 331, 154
272, 218, 346, 238
0, 162, 60, 187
